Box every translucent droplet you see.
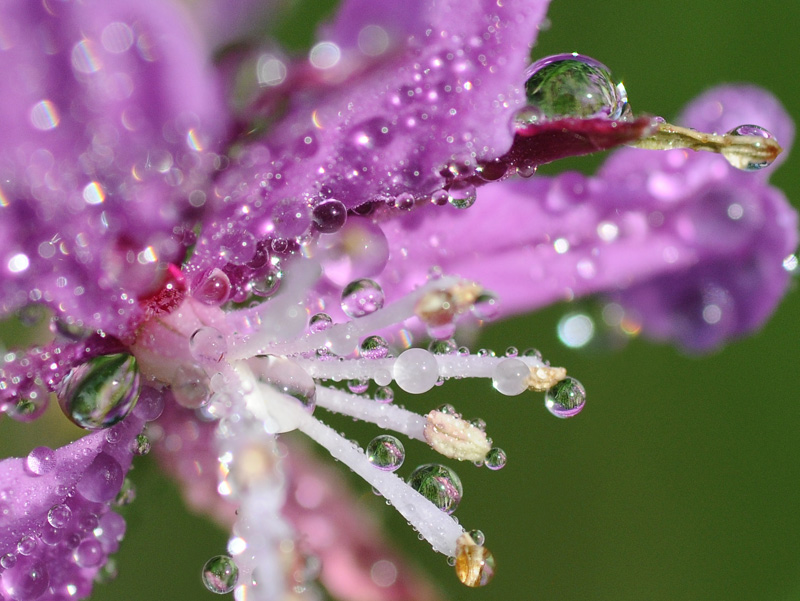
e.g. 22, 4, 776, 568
115, 477, 136, 506
472, 293, 499, 321
724, 124, 776, 170
521, 53, 627, 122
309, 312, 333, 333
25, 446, 55, 476
311, 198, 347, 234
491, 358, 530, 396
58, 353, 140, 430
76, 452, 123, 502
219, 231, 257, 266
7, 380, 49, 422
190, 327, 228, 363
393, 348, 439, 394
1, 558, 49, 600
347, 378, 369, 394
193, 268, 231, 305
251, 265, 283, 298
360, 335, 389, 359
172, 363, 210, 409
0, 553, 16, 569
437, 403, 458, 416
374, 386, 394, 403
17, 536, 36, 556
545, 376, 586, 418
47, 504, 72, 529
485, 448, 507, 470
202, 555, 239, 594
447, 182, 477, 209
428, 338, 458, 356
468, 529, 485, 546
366, 435, 405, 471
132, 434, 151, 456
407, 464, 463, 514
341, 278, 385, 318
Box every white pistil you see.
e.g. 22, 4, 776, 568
315, 385, 427, 440
296, 409, 465, 556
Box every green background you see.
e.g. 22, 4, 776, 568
2, 1, 799, 600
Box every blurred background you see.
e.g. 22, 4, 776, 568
2, 0, 799, 600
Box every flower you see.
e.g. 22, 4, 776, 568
0, 1, 796, 601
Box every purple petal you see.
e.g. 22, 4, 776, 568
0, 0, 228, 337
376, 86, 797, 351
0, 414, 143, 601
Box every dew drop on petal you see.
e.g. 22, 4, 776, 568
491, 358, 529, 396
393, 349, 439, 394
407, 463, 463, 514
131, 434, 151, 456
16, 537, 36, 556
1, 558, 49, 601
521, 53, 627, 122
7, 380, 49, 422
251, 265, 283, 298
545, 377, 586, 418
25, 446, 55, 476
312, 199, 347, 233
190, 327, 227, 363
76, 452, 123, 502
202, 555, 239, 594
360, 335, 389, 359
46, 504, 72, 529
447, 182, 477, 209
73, 540, 103, 568
58, 353, 140, 430
341, 278, 384, 318
484, 448, 507, 470
366, 435, 405, 471
193, 268, 231, 305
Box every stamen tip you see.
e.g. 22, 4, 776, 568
527, 366, 567, 392
424, 410, 491, 462
455, 532, 496, 587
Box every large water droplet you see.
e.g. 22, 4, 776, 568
544, 376, 586, 418
521, 53, 628, 122
447, 182, 477, 209
484, 448, 507, 470
193, 268, 231, 305
393, 348, 439, 394
491, 358, 530, 396
341, 278, 385, 318
7, 381, 49, 422
407, 463, 463, 514
724, 124, 776, 170
1, 558, 49, 601
190, 327, 227, 363
46, 504, 72, 529
73, 539, 103, 568
366, 435, 405, 471
58, 354, 140, 430
173, 364, 210, 409
76, 452, 123, 502
202, 555, 239, 594
312, 199, 348, 233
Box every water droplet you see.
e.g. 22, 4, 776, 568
428, 338, 458, 356
437, 403, 458, 416
173, 364, 210, 409
472, 293, 499, 321
366, 435, 405, 471
132, 434, 150, 456
407, 464, 463, 514
25, 446, 55, 476
393, 348, 439, 394
251, 355, 317, 414
76, 452, 123, 502
469, 417, 487, 431
484, 448, 507, 470
251, 264, 283, 298
202, 555, 239, 594
309, 312, 333, 333
341, 279, 385, 318
360, 335, 389, 359
468, 530, 485, 546
46, 504, 72, 529
431, 189, 449, 206
190, 327, 227, 363
1, 558, 49, 600
58, 353, 140, 430
347, 378, 369, 394
0, 553, 16, 569
17, 536, 36, 556
724, 124, 776, 170
318, 221, 390, 286
312, 199, 347, 233
374, 386, 394, 403
219, 231, 257, 265
73, 539, 103, 568
7, 381, 49, 422
447, 182, 477, 209
132, 386, 165, 422
193, 268, 231, 305
521, 53, 627, 122
491, 358, 529, 396
115, 477, 136, 506
545, 377, 586, 418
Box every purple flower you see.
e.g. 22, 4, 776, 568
0, 0, 796, 600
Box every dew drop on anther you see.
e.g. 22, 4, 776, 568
407, 464, 463, 514
520, 53, 628, 122
724, 124, 776, 170
58, 353, 140, 430
485, 448, 507, 470
545, 376, 586, 418
366, 435, 405, 471
341, 278, 385, 318
202, 555, 239, 594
